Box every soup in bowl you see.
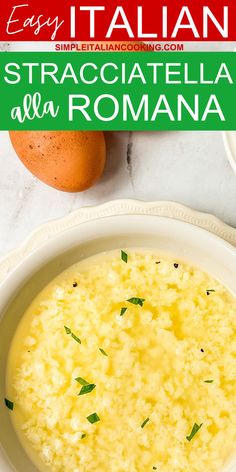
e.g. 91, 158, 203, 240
5, 249, 236, 472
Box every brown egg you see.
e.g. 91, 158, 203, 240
9, 131, 106, 192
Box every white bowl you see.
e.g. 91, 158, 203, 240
0, 214, 236, 472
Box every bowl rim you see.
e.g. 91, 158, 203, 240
222, 131, 236, 175
0, 213, 235, 313
1, 200, 236, 286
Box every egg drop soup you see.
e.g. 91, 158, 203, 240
6, 250, 236, 472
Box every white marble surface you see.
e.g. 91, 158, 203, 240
0, 42, 236, 257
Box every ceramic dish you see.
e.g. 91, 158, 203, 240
0, 210, 236, 472
222, 131, 236, 175
222, 46, 236, 177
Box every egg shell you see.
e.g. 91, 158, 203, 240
9, 130, 106, 193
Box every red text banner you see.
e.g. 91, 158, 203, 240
0, 0, 235, 42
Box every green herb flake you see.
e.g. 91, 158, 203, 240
141, 417, 150, 429
204, 380, 214, 384
87, 412, 100, 424
64, 326, 71, 335
71, 333, 81, 344
121, 250, 128, 263
64, 326, 81, 344
206, 289, 215, 296
81, 433, 86, 439
75, 377, 89, 386
127, 297, 145, 307
5, 398, 14, 411
120, 307, 127, 317
186, 423, 203, 442
79, 384, 96, 396
99, 348, 108, 357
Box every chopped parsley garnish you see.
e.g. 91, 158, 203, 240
141, 417, 150, 428
99, 348, 108, 356
87, 412, 100, 424
121, 250, 128, 263
155, 261, 161, 265
204, 380, 214, 383
64, 326, 71, 334
120, 307, 127, 316
174, 263, 179, 269
78, 384, 96, 396
73, 282, 78, 288
206, 289, 215, 296
81, 433, 86, 439
64, 326, 81, 344
5, 398, 14, 411
71, 333, 81, 344
186, 423, 203, 442
127, 297, 145, 307
75, 377, 89, 386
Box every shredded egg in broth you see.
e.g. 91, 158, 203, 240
6, 250, 236, 472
